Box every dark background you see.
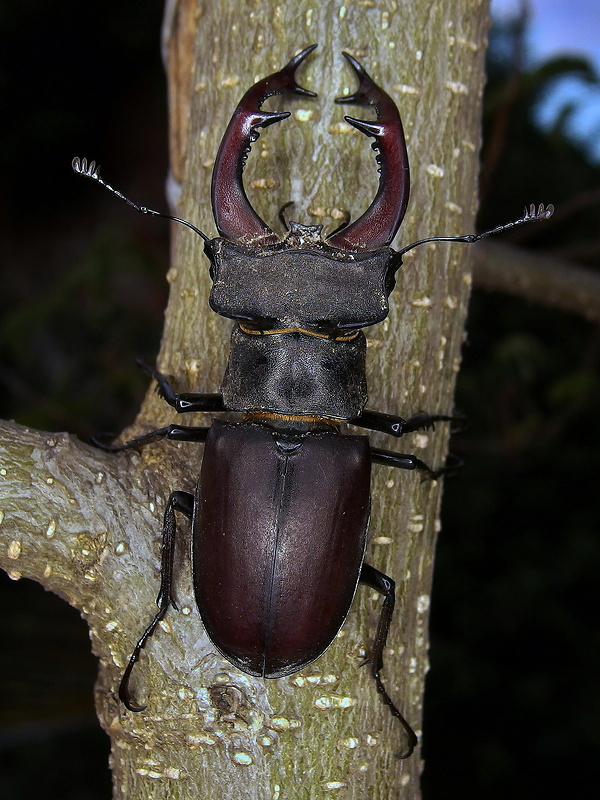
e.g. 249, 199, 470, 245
1, 3, 599, 798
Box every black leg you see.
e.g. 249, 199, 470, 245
93, 424, 211, 452
119, 490, 194, 712
351, 408, 464, 438
360, 562, 417, 760
137, 359, 225, 413
371, 446, 461, 479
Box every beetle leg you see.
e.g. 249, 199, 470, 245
351, 409, 464, 438
360, 562, 417, 759
119, 490, 194, 712
136, 359, 225, 413
395, 411, 466, 435
93, 424, 210, 452
371, 447, 457, 479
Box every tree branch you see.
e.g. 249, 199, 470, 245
472, 240, 600, 321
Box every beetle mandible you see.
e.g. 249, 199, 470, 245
73, 45, 552, 759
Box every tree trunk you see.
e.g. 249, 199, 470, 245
0, 0, 489, 797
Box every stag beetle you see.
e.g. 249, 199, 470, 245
73, 45, 552, 758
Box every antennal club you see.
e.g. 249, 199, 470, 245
71, 157, 209, 242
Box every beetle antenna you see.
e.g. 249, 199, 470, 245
278, 201, 295, 231
327, 209, 351, 238
72, 157, 210, 242
395, 202, 554, 258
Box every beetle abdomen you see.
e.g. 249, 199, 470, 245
193, 421, 370, 677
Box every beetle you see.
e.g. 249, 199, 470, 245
73, 45, 552, 758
